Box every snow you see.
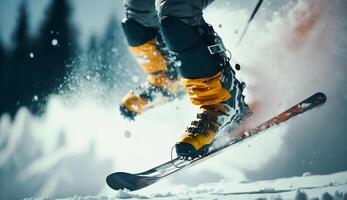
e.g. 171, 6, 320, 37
1, 0, 347, 199
116, 190, 148, 199
124, 130, 131, 138
131, 76, 139, 83
52, 39, 58, 46
1, 95, 346, 200
29, 52, 34, 58
22, 171, 347, 199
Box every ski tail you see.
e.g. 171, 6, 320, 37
106, 172, 159, 191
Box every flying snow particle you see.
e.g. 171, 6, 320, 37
132, 76, 139, 83
124, 130, 132, 138
51, 39, 58, 46
29, 52, 34, 58
33, 95, 38, 101
175, 60, 182, 67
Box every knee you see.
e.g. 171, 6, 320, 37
158, 0, 205, 24
122, 18, 158, 47
159, 17, 220, 78
124, 0, 159, 27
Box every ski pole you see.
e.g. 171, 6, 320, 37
237, 0, 264, 45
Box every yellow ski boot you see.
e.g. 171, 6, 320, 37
176, 70, 250, 159
160, 17, 251, 159
120, 19, 183, 120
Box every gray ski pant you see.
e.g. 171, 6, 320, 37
124, 0, 215, 27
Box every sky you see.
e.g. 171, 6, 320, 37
0, 0, 124, 47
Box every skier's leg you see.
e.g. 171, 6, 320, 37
120, 0, 182, 120
158, 0, 250, 158
124, 0, 159, 27
158, 0, 215, 25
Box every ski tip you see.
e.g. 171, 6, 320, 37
313, 92, 327, 104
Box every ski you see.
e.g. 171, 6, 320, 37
106, 92, 327, 191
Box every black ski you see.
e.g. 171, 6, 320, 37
106, 92, 327, 191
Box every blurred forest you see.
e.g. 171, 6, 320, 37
0, 0, 135, 116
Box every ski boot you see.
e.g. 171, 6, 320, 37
160, 17, 251, 159
176, 70, 250, 159
120, 18, 184, 120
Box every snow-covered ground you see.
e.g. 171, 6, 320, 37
53, 171, 347, 200
1, 0, 347, 199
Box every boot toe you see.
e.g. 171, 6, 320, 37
175, 142, 209, 159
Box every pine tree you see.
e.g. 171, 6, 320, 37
99, 15, 119, 84
32, 0, 77, 114
36, 0, 77, 97
0, 37, 6, 114
12, 2, 30, 60
6, 2, 31, 115
99, 14, 139, 90
88, 34, 98, 54
0, 38, 5, 84
71, 34, 100, 86
86, 34, 100, 73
